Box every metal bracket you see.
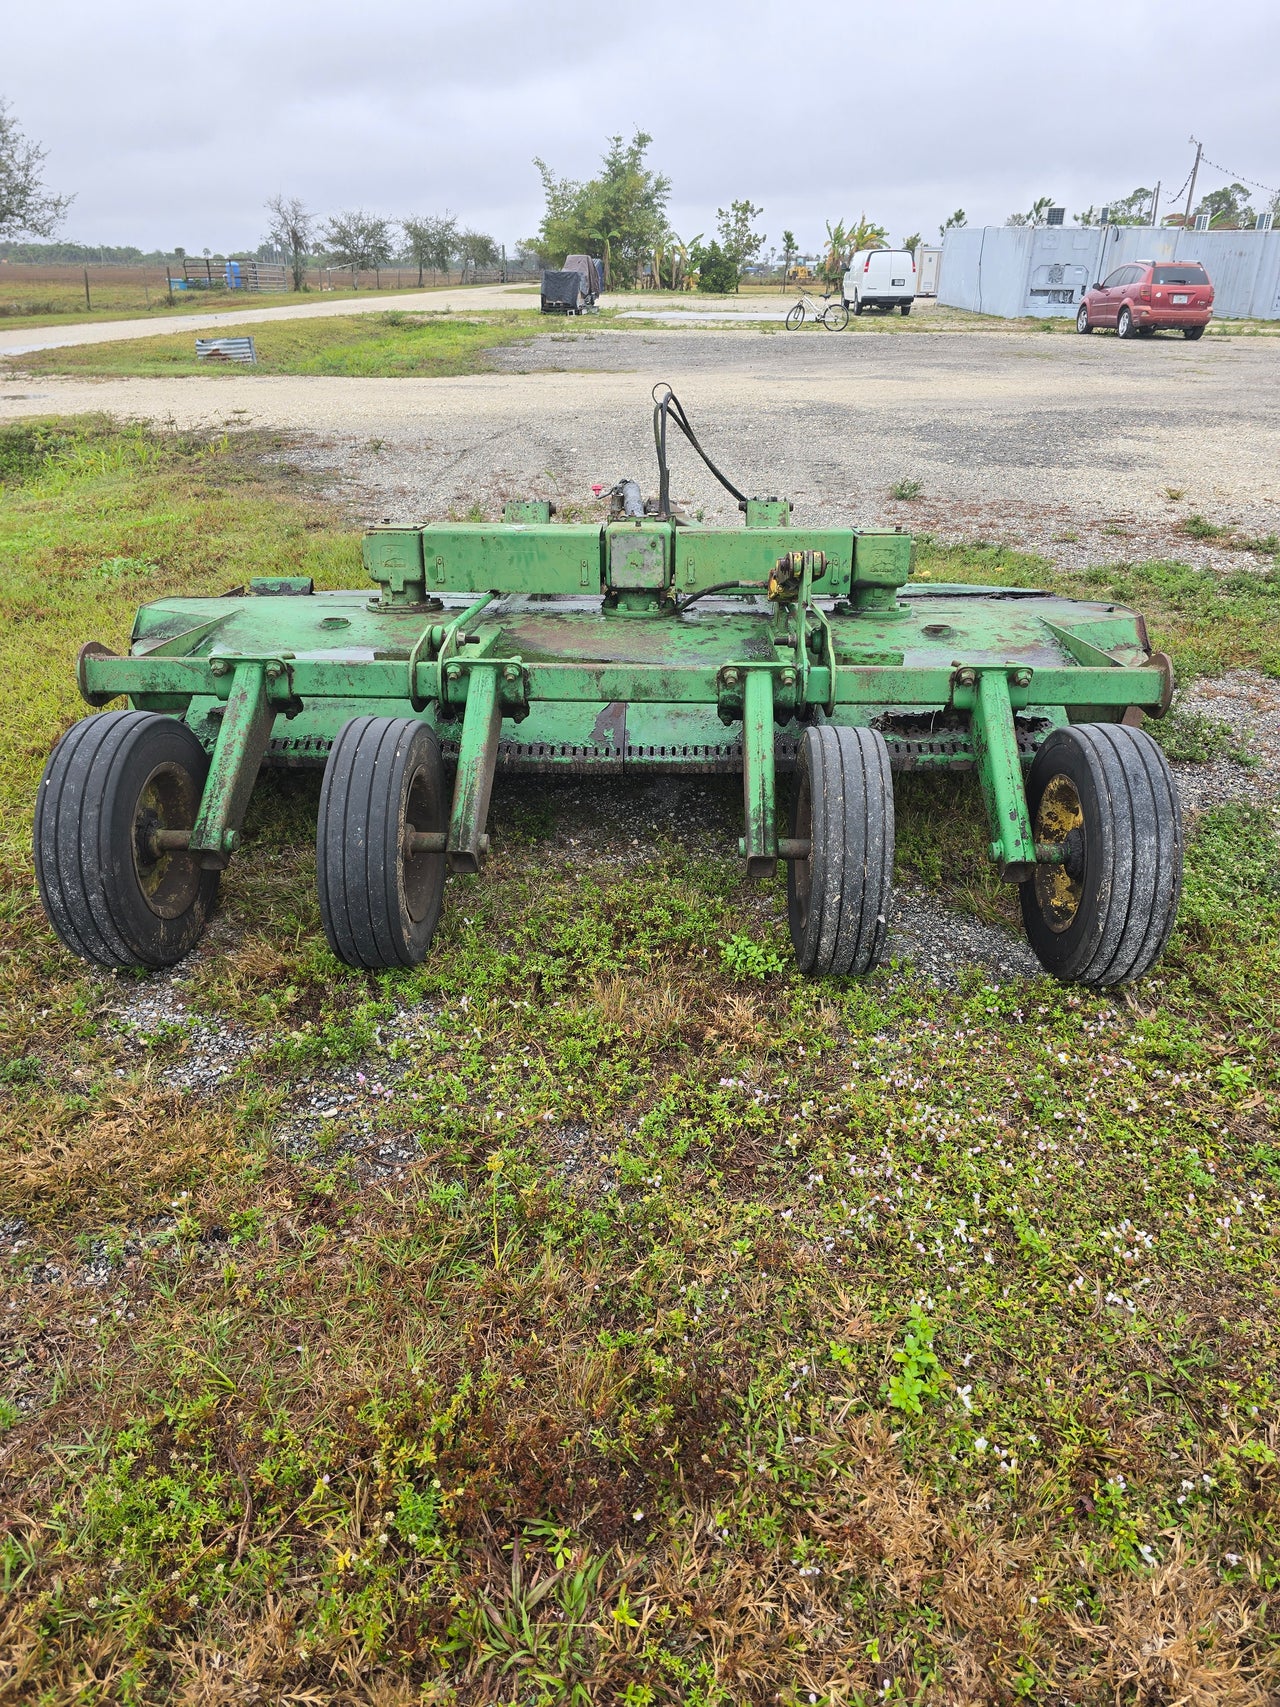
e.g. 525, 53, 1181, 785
741, 670, 778, 877
447, 664, 504, 874
189, 660, 278, 867
969, 669, 1037, 878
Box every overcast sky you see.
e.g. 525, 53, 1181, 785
8, 0, 1280, 255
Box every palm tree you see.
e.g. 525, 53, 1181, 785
847, 215, 889, 253
820, 219, 857, 290
588, 225, 621, 289
661, 230, 701, 291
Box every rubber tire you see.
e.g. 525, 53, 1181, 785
1019, 723, 1182, 987
823, 301, 849, 330
1077, 305, 1093, 333
1117, 305, 1135, 339
900, 303, 911, 316
853, 297, 863, 316
316, 715, 446, 970
1184, 326, 1205, 340
1138, 325, 1156, 336
786, 303, 805, 330
33, 710, 218, 969
788, 725, 894, 977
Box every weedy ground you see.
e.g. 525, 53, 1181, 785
5, 311, 606, 380
1, 421, 1279, 1706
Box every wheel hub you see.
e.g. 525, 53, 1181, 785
132, 763, 202, 919
1033, 773, 1085, 931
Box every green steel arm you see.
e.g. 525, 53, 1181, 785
189, 661, 277, 866
971, 670, 1037, 873
741, 670, 778, 877
447, 665, 504, 874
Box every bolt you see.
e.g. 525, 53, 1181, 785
957, 668, 976, 687
222, 829, 240, 854
722, 668, 739, 688
989, 840, 1003, 860
502, 665, 521, 683
780, 669, 796, 687
209, 658, 230, 677
265, 660, 284, 681
445, 664, 462, 681
1012, 668, 1032, 688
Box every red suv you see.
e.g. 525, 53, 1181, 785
1077, 260, 1214, 339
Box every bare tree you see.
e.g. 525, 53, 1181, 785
457, 229, 499, 283
322, 210, 397, 284
401, 212, 458, 285
0, 98, 73, 239
265, 193, 313, 290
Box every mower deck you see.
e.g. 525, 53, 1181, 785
35, 389, 1183, 986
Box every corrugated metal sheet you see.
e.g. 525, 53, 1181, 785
195, 337, 257, 363
939, 224, 1280, 319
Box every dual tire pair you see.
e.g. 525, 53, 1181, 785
786, 720, 1181, 985
33, 711, 446, 973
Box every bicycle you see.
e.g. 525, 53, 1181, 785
785, 288, 849, 331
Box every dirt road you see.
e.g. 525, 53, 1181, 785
5, 325, 1276, 566
0, 282, 541, 357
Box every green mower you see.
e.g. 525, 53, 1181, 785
35, 388, 1182, 986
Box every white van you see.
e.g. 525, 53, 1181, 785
843, 249, 917, 315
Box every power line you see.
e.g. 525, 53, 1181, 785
1199, 155, 1279, 198
1165, 162, 1195, 207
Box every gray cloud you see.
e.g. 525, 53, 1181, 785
9, 0, 1280, 253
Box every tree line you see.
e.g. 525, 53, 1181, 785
265, 198, 505, 288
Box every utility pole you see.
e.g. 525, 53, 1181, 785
1184, 137, 1203, 226
1150, 180, 1161, 227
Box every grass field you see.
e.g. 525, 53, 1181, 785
0, 277, 472, 331
6, 310, 591, 379
2, 420, 1279, 1705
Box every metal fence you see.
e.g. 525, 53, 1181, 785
0, 259, 541, 317
939, 224, 1280, 320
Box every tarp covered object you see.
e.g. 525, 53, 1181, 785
564, 255, 603, 297
540, 270, 585, 312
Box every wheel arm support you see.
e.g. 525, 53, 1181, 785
190, 661, 278, 868
971, 669, 1037, 878
742, 669, 777, 878
448, 665, 503, 875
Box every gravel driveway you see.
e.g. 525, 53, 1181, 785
4, 323, 1276, 569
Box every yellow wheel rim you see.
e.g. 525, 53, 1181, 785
132, 763, 201, 919
1033, 774, 1085, 932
